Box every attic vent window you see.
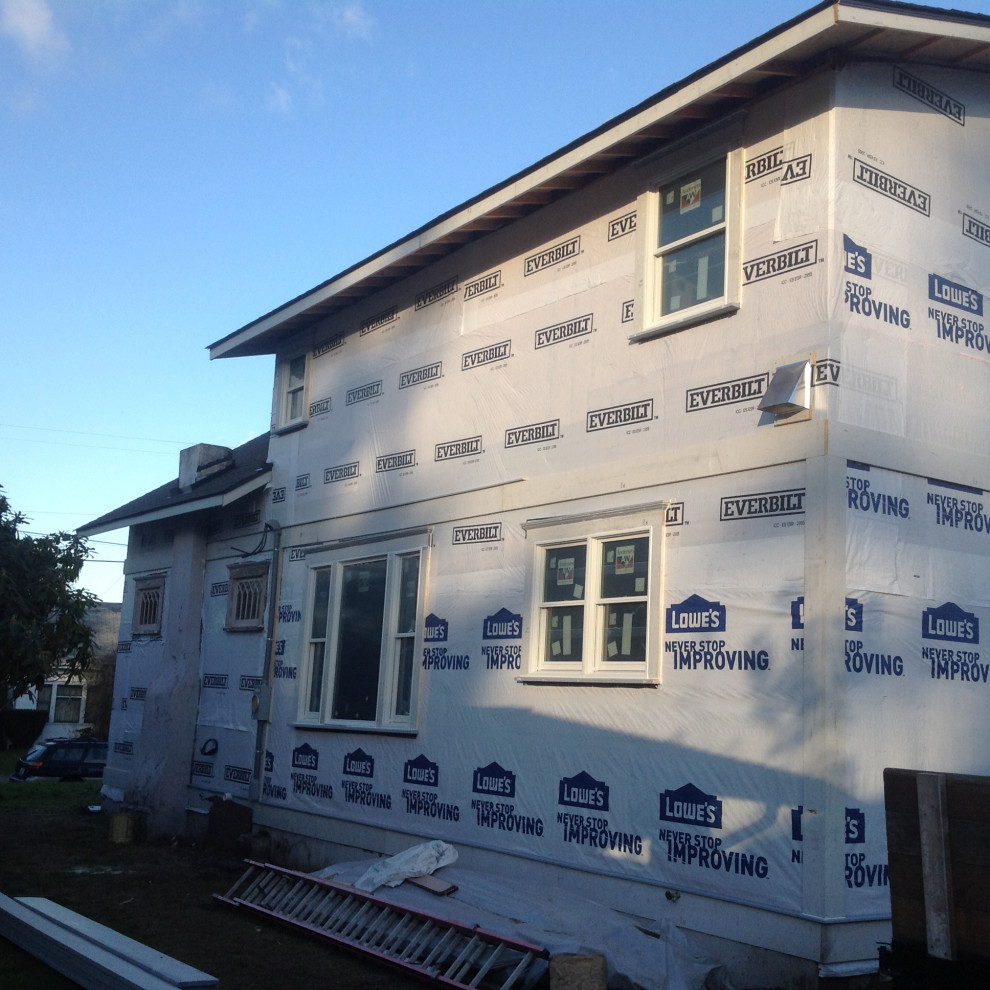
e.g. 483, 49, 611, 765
132, 575, 165, 636
225, 563, 269, 632
278, 353, 310, 431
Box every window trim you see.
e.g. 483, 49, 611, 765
296, 532, 430, 732
633, 147, 743, 343
522, 506, 666, 685
276, 352, 310, 432
132, 574, 166, 636
224, 562, 270, 632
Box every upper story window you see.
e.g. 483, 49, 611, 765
523, 506, 665, 684
225, 562, 269, 632
299, 532, 430, 731
634, 148, 742, 342
132, 575, 166, 636
278, 353, 309, 430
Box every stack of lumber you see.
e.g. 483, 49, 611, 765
0, 893, 217, 989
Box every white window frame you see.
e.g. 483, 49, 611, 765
633, 146, 743, 342
277, 352, 310, 431
298, 531, 430, 732
522, 506, 665, 685
132, 575, 166, 636
225, 562, 270, 632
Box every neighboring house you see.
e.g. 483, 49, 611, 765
78, 2, 990, 985
11, 601, 121, 742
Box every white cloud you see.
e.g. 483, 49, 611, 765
266, 80, 292, 114
0, 0, 69, 60
330, 2, 374, 41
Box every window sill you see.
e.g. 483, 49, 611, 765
223, 625, 265, 634
292, 721, 418, 736
274, 420, 308, 437
518, 674, 659, 687
629, 301, 738, 343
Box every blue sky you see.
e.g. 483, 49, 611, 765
3, 0, 989, 602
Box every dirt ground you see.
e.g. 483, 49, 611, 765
0, 772, 426, 989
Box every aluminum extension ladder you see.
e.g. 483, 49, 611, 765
215, 860, 549, 989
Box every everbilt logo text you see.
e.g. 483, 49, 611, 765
964, 213, 990, 248
464, 271, 501, 300
376, 450, 415, 473
314, 333, 344, 357
686, 374, 768, 411
360, 307, 397, 336
743, 241, 817, 284
524, 236, 580, 276
853, 159, 930, 216
435, 436, 482, 461
893, 66, 964, 124
324, 462, 359, 484
416, 277, 458, 310
462, 340, 511, 371
346, 380, 383, 405
745, 147, 812, 185
453, 523, 501, 544
505, 419, 559, 447
720, 489, 805, 520
535, 314, 593, 349
586, 399, 653, 432
400, 362, 442, 389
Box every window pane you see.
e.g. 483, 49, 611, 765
603, 602, 647, 663
332, 559, 387, 720
308, 642, 325, 714
288, 356, 306, 387
600, 536, 649, 599
311, 568, 332, 638
658, 159, 726, 247
394, 638, 415, 717
35, 684, 52, 713
661, 233, 725, 315
397, 554, 419, 634
545, 605, 584, 661
54, 684, 83, 723
543, 544, 587, 603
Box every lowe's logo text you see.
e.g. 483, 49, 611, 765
292, 744, 320, 771
424, 613, 448, 642
473, 762, 516, 797
525, 236, 580, 276
586, 399, 653, 432
666, 594, 726, 634
720, 489, 805, 519
404, 754, 439, 787
893, 66, 964, 124
922, 602, 979, 643
558, 770, 609, 811
853, 159, 930, 216
659, 782, 722, 829
462, 340, 511, 371
483, 608, 522, 640
843, 234, 871, 279
343, 749, 374, 778
346, 381, 383, 405
928, 274, 983, 316
376, 450, 415, 472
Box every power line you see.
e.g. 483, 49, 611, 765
0, 422, 193, 445
0, 434, 182, 455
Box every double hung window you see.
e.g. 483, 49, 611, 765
636, 149, 742, 340
525, 508, 664, 683
278, 353, 309, 430
301, 534, 428, 730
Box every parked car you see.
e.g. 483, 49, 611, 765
8, 739, 108, 782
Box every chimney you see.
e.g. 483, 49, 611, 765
179, 443, 234, 490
